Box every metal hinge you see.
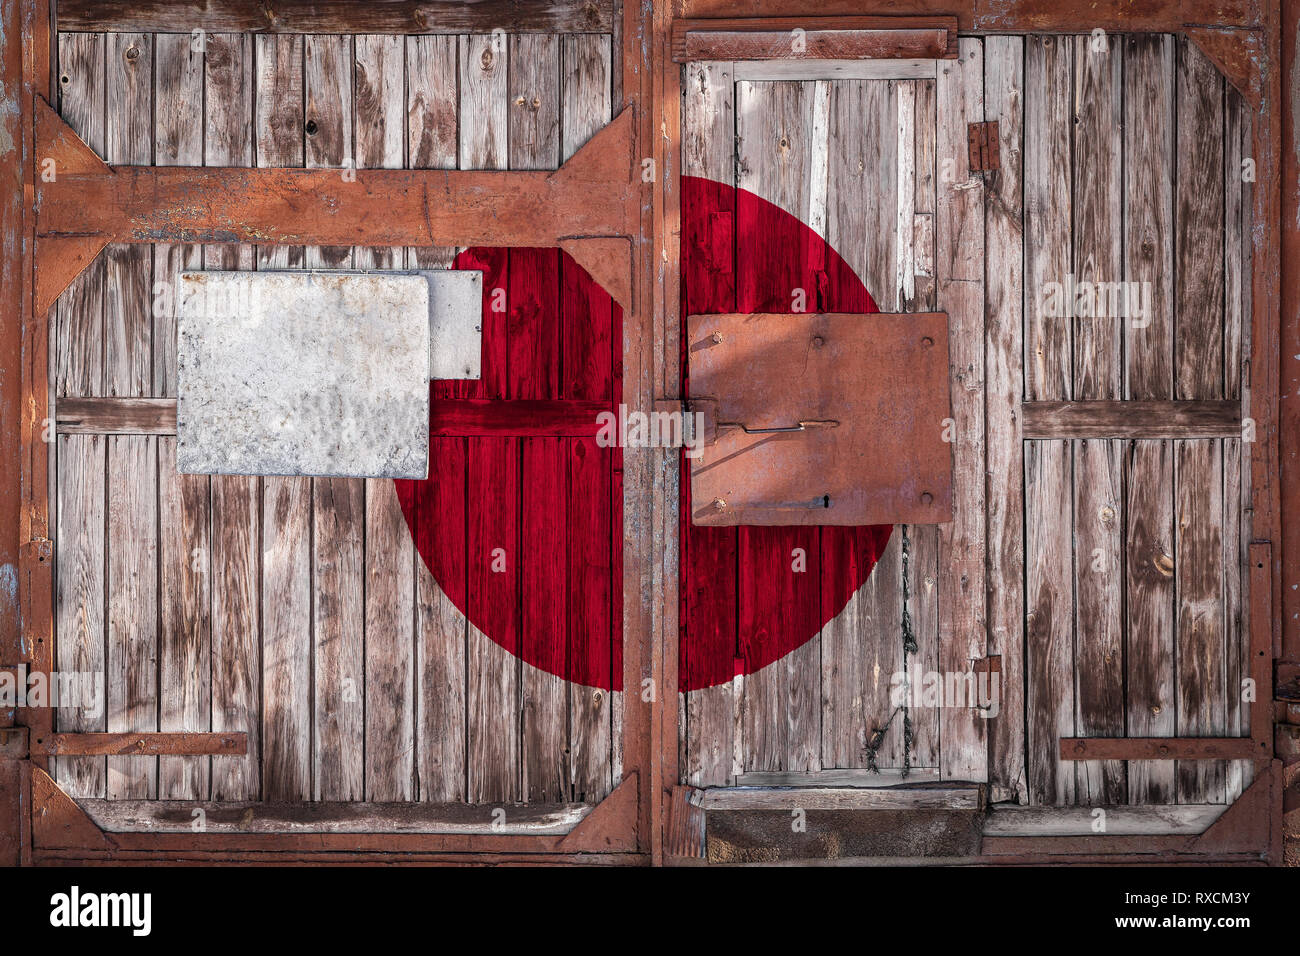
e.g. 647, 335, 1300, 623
967, 121, 1000, 173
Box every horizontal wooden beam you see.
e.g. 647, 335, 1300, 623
694, 786, 981, 811
1022, 401, 1241, 439
57, 396, 175, 434
35, 100, 636, 314
56, 398, 615, 439
983, 804, 1228, 837
57, 0, 614, 34
32, 732, 248, 756
1058, 737, 1260, 761
431, 399, 613, 437
671, 16, 959, 62
79, 799, 589, 835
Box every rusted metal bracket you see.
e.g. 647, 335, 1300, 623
967, 120, 1000, 173
33, 98, 638, 314
686, 312, 954, 527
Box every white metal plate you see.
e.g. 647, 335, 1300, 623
177, 271, 431, 478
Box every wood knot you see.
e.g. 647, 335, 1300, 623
1153, 551, 1174, 577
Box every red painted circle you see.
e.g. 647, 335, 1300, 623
679, 176, 892, 690
394, 179, 891, 692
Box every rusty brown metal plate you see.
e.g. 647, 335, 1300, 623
687, 312, 953, 526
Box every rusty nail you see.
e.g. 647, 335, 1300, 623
921, 492, 933, 505
711, 331, 723, 344
812, 335, 825, 348
712, 498, 727, 512
921, 335, 934, 347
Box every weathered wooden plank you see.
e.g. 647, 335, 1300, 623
405, 34, 466, 802
825, 78, 896, 307
1024, 34, 1072, 403
105, 435, 158, 799
55, 435, 107, 797
1174, 439, 1226, 804
1024, 440, 1073, 806
696, 786, 980, 811
461, 32, 517, 804
353, 34, 405, 270
562, 33, 616, 802
680, 61, 735, 788
1174, 38, 1225, 402
505, 35, 568, 803
1072, 439, 1126, 804
734, 78, 820, 774
304, 33, 355, 270
1071, 34, 1123, 401
983, 34, 1025, 804
1022, 400, 1241, 438
59, 0, 615, 34
311, 478, 363, 800
152, 32, 203, 398
1125, 440, 1176, 804
157, 437, 211, 800
1123, 35, 1175, 401
103, 33, 157, 802
732, 59, 938, 82
300, 33, 362, 803
204, 34, 260, 803
1061, 736, 1252, 761
80, 799, 591, 835
365, 480, 417, 801
153, 32, 208, 803
934, 38, 986, 782
984, 803, 1227, 836
255, 34, 311, 802
37, 733, 244, 756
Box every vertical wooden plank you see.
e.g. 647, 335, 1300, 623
312, 478, 363, 800
1174, 38, 1225, 402
406, 34, 466, 801
460, 33, 518, 803
983, 35, 1025, 803
825, 80, 895, 305
1173, 37, 1227, 806
1125, 439, 1176, 804
204, 34, 260, 801
354, 34, 404, 269
354, 33, 417, 802
254, 34, 311, 802
908, 75, 941, 772
304, 33, 355, 270
55, 435, 106, 797
53, 32, 106, 797
1072, 439, 1126, 804
680, 60, 735, 788
157, 447, 211, 801
365, 481, 417, 801
1025, 35, 1072, 403
1025, 440, 1074, 806
1072, 34, 1123, 401
1123, 35, 1175, 401
1175, 440, 1226, 803
506, 34, 567, 802
935, 38, 987, 782
105, 436, 157, 799
103, 32, 157, 801
302, 32, 363, 802
152, 32, 203, 398
562, 33, 616, 801
734, 78, 821, 774
154, 31, 209, 803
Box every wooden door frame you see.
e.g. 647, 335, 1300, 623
0, 0, 1291, 866
654, 0, 1286, 864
